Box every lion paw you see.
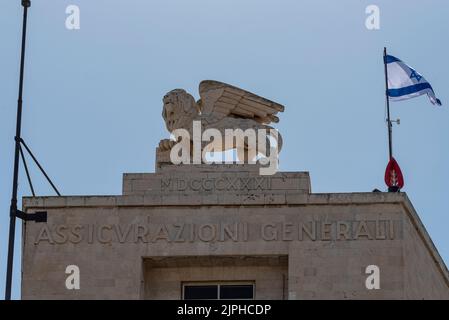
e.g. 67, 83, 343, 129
158, 139, 176, 151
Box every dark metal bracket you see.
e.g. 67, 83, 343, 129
13, 209, 47, 223
18, 137, 61, 196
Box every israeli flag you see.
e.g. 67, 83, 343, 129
385, 55, 442, 106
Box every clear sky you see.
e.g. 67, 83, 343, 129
1, 0, 448, 299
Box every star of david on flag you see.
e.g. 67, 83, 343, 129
384, 55, 442, 106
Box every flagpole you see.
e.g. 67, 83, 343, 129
383, 47, 402, 193
5, 0, 31, 300
383, 47, 393, 161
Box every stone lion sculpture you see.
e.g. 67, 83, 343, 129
159, 80, 284, 163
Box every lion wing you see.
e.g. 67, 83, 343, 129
198, 80, 284, 124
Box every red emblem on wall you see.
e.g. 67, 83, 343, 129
384, 157, 404, 189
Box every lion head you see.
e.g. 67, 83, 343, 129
162, 89, 198, 132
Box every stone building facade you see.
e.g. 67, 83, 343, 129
21, 164, 449, 299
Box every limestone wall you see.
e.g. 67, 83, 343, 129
20, 166, 449, 299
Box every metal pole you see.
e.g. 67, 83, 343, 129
19, 145, 35, 197
5, 0, 31, 300
383, 47, 393, 160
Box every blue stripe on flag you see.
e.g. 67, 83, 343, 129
387, 82, 433, 97
384, 55, 401, 64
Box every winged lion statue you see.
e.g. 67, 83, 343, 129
159, 80, 284, 163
